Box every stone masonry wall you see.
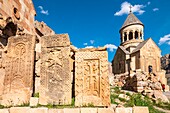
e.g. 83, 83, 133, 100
0, 106, 149, 113
0, 0, 36, 34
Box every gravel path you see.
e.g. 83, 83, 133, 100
163, 91, 170, 99
154, 106, 170, 113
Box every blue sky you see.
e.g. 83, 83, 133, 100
32, 0, 170, 62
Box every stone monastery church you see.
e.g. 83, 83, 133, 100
0, 0, 168, 110
113, 12, 161, 75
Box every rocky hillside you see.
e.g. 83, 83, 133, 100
161, 54, 170, 74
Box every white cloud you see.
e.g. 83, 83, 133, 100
168, 41, 170, 45
83, 43, 88, 46
153, 8, 159, 12
85, 46, 94, 48
114, 1, 145, 16
38, 6, 49, 15
147, 2, 151, 5
104, 44, 117, 52
90, 40, 95, 44
158, 34, 170, 45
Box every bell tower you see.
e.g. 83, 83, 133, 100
119, 8, 144, 49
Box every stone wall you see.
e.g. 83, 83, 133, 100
161, 54, 170, 74
75, 47, 110, 106
39, 34, 72, 105
0, 106, 149, 113
0, 0, 36, 34
140, 39, 161, 73
1, 35, 36, 106
112, 47, 126, 74
35, 21, 55, 37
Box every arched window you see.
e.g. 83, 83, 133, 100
124, 32, 127, 41
13, 7, 20, 20
129, 31, 133, 40
135, 31, 138, 39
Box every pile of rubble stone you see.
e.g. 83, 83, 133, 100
111, 71, 169, 103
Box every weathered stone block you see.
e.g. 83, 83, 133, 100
39, 34, 72, 105
0, 109, 9, 113
64, 108, 80, 113
133, 106, 149, 113
30, 108, 48, 113
30, 97, 39, 106
10, 107, 30, 113
0, 68, 5, 96
81, 108, 97, 113
125, 107, 132, 113
48, 109, 64, 113
98, 108, 114, 113
75, 47, 110, 106
2, 35, 36, 106
115, 107, 125, 113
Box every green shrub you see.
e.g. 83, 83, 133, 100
118, 97, 126, 102
113, 86, 121, 94
0, 105, 4, 109
71, 98, 75, 106
125, 92, 131, 97
154, 100, 170, 110
87, 103, 94, 107
124, 93, 164, 113
33, 93, 39, 98
110, 93, 119, 104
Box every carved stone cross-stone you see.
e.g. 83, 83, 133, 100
75, 47, 110, 106
2, 34, 36, 106
39, 34, 72, 105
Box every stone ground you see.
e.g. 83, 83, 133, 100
154, 106, 170, 113
153, 91, 170, 113
163, 91, 170, 99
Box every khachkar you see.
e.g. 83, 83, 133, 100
39, 34, 72, 105
75, 47, 110, 106
2, 35, 36, 106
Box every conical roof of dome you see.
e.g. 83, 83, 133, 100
120, 12, 144, 31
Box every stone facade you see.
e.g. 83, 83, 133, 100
112, 12, 169, 92
35, 21, 55, 37
0, 0, 36, 34
75, 47, 110, 106
113, 38, 162, 75
112, 12, 162, 75
39, 34, 72, 105
2, 35, 36, 106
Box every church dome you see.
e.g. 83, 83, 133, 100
120, 12, 144, 32
119, 12, 144, 48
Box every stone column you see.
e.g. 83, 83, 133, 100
122, 33, 124, 43
142, 32, 144, 40
132, 31, 135, 39
138, 32, 140, 39
127, 31, 129, 41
